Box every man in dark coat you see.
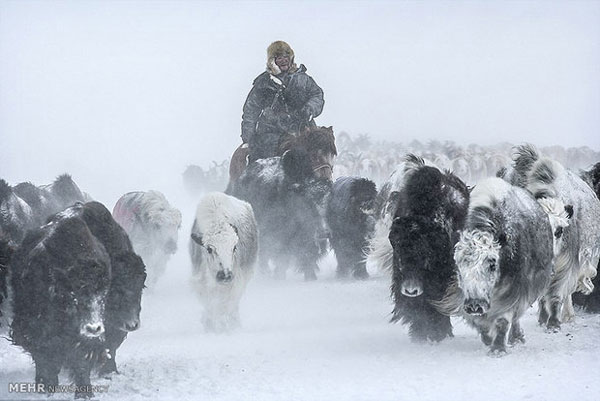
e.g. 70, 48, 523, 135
241, 41, 325, 162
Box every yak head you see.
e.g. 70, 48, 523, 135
105, 252, 147, 332
536, 197, 573, 257
454, 229, 504, 316
191, 222, 239, 284
389, 215, 453, 298
142, 191, 182, 255
52, 258, 111, 340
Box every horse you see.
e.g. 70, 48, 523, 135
228, 125, 337, 186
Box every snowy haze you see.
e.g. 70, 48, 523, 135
1, 2, 600, 400
1, 0, 600, 205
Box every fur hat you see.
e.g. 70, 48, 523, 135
266, 40, 298, 75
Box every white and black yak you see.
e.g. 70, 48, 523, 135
10, 206, 113, 398
189, 192, 258, 332
574, 162, 600, 312
230, 148, 331, 281
510, 145, 600, 329
387, 156, 470, 342
450, 177, 554, 354
326, 177, 377, 280
113, 190, 182, 287
10, 202, 146, 397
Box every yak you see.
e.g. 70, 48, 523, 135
387, 156, 469, 342
10, 207, 112, 398
230, 148, 331, 281
510, 145, 600, 329
573, 162, 600, 312
189, 192, 258, 332
113, 190, 181, 288
78, 201, 147, 375
451, 178, 554, 354
326, 177, 377, 280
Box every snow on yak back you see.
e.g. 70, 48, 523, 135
326, 177, 377, 280
0, 178, 35, 245
387, 158, 469, 342
189, 192, 258, 332
231, 148, 331, 281
367, 155, 439, 274
452, 177, 554, 354
112, 190, 182, 288
574, 162, 600, 312
10, 206, 112, 398
512, 145, 600, 329
79, 201, 147, 376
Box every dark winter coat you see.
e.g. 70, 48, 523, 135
241, 65, 324, 159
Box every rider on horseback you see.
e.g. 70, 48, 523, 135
241, 41, 325, 162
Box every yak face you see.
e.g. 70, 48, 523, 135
106, 252, 146, 332
191, 222, 238, 284
536, 197, 573, 257
303, 178, 332, 254
454, 230, 502, 316
142, 192, 182, 255
390, 216, 453, 298
53, 260, 111, 339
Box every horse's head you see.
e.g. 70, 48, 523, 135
280, 126, 337, 180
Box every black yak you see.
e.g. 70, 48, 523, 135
78, 201, 147, 375
326, 177, 377, 280
230, 148, 331, 281
387, 156, 469, 342
10, 207, 112, 398
452, 177, 554, 354
10, 202, 146, 397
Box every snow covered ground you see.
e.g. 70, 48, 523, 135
1, 243, 599, 401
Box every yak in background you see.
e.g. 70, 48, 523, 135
230, 148, 331, 281
326, 177, 377, 280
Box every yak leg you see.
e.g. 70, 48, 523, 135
538, 298, 549, 326
561, 293, 576, 323
490, 317, 510, 354
34, 353, 60, 392
273, 253, 289, 280
547, 295, 563, 332
70, 359, 94, 399
408, 300, 452, 342
508, 319, 525, 345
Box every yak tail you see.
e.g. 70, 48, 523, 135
526, 158, 561, 199
511, 144, 539, 188
365, 215, 394, 274
430, 278, 464, 316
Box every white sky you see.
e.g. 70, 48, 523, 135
1, 0, 599, 204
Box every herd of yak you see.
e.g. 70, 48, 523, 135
1, 135, 600, 398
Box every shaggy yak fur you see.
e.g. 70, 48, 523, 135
230, 148, 331, 281
388, 156, 470, 342
573, 162, 600, 312
447, 178, 554, 354
326, 177, 377, 280
0, 238, 14, 330
189, 192, 258, 332
367, 155, 439, 274
10, 202, 146, 398
1, 174, 88, 246
79, 202, 147, 376
510, 145, 600, 330
10, 206, 112, 398
112, 190, 181, 288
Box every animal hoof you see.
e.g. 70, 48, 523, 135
304, 270, 317, 281
352, 268, 370, 280
488, 347, 507, 357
